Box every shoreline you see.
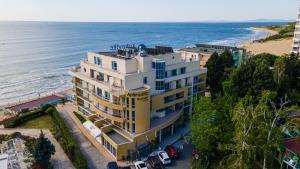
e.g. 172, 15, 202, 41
240, 27, 293, 56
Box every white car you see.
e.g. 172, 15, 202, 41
134, 161, 148, 169
157, 151, 171, 165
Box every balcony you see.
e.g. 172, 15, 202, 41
150, 109, 183, 130
69, 68, 125, 96
77, 93, 92, 103
92, 94, 123, 111
93, 106, 125, 123
76, 83, 95, 93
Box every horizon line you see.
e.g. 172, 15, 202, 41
0, 19, 295, 24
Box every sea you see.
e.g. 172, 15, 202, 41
0, 21, 287, 105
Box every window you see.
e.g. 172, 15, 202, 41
193, 76, 199, 83
171, 69, 177, 76
90, 69, 95, 78
105, 91, 110, 100
127, 122, 130, 132
156, 81, 165, 90
127, 110, 130, 120
176, 80, 181, 89
97, 57, 102, 66
153, 61, 166, 79
180, 67, 186, 74
143, 77, 147, 84
96, 88, 102, 96
132, 122, 135, 133
94, 56, 102, 66
112, 61, 117, 71
132, 111, 135, 121
126, 97, 129, 108
132, 98, 135, 109
165, 82, 170, 91
97, 72, 104, 81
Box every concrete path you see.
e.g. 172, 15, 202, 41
0, 128, 74, 169
56, 103, 109, 169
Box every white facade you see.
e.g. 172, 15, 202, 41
292, 8, 300, 54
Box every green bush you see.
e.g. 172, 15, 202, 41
4, 110, 47, 128
73, 112, 86, 123
48, 107, 87, 169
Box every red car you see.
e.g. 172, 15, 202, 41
164, 145, 179, 159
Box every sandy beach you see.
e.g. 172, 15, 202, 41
241, 27, 293, 56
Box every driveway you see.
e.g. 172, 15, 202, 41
166, 139, 194, 169
56, 103, 109, 169
0, 128, 74, 169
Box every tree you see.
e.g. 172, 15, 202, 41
191, 95, 234, 167
219, 91, 290, 169
226, 55, 276, 101
206, 51, 234, 99
31, 130, 55, 169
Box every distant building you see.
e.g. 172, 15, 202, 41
291, 8, 300, 55
178, 44, 248, 67
69, 45, 207, 160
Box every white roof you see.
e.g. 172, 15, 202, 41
158, 151, 169, 159
0, 154, 8, 169
83, 121, 101, 138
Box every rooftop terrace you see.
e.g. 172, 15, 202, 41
106, 131, 131, 145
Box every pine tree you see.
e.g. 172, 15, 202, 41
32, 130, 55, 169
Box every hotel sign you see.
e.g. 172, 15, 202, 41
110, 44, 136, 51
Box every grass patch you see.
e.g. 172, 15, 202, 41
17, 114, 54, 129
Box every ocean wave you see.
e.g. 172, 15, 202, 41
209, 27, 269, 46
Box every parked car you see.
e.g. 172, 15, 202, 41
106, 161, 118, 169
157, 151, 171, 165
134, 161, 148, 169
164, 145, 179, 159
148, 156, 164, 169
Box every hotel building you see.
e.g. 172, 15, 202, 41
178, 44, 248, 67
292, 9, 300, 54
69, 45, 207, 160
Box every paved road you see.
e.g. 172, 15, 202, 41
56, 104, 109, 169
0, 128, 74, 169
166, 139, 194, 169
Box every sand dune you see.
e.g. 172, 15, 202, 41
241, 27, 293, 56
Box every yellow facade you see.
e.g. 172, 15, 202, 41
69, 47, 207, 160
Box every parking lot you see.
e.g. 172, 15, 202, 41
135, 139, 194, 169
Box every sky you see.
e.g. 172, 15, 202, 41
0, 0, 299, 22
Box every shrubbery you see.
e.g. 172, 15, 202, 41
4, 110, 47, 128
73, 111, 86, 123
47, 107, 87, 169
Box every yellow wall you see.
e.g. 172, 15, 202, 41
151, 87, 188, 112
125, 88, 151, 134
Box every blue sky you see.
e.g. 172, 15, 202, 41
0, 0, 299, 22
